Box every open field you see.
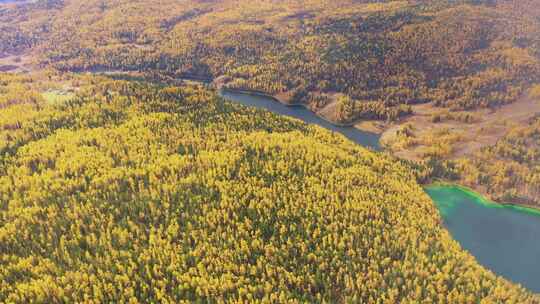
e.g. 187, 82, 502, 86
41, 89, 75, 105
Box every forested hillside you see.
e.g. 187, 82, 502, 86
0, 73, 537, 302
2, 1, 540, 300
4, 0, 540, 203
1, 0, 539, 123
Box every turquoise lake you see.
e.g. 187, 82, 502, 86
425, 186, 540, 293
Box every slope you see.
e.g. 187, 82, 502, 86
0, 73, 537, 302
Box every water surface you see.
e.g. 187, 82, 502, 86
220, 90, 381, 150
426, 185, 540, 293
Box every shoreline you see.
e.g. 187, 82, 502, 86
426, 182, 540, 217
92, 69, 379, 128
91, 69, 540, 213
90, 69, 360, 127
219, 87, 357, 128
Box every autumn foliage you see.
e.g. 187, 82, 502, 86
0, 74, 537, 302
1, 0, 539, 123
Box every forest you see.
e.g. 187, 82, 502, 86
2, 0, 540, 301
0, 72, 538, 302
1, 0, 539, 123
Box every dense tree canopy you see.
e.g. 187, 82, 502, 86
0, 74, 538, 302
1, 0, 540, 301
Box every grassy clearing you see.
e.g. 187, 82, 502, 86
42, 90, 75, 105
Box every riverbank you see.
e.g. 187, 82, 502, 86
91, 69, 357, 128
220, 89, 381, 150
220, 87, 356, 128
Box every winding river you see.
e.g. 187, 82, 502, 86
220, 90, 381, 150
221, 89, 540, 293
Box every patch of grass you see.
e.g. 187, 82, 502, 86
42, 90, 75, 105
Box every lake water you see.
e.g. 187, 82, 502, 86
221, 90, 540, 293
220, 90, 381, 150
426, 185, 540, 293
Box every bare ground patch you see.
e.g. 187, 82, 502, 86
378, 92, 540, 161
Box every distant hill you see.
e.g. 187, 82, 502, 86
1, 0, 539, 124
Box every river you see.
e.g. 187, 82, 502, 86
220, 89, 540, 293
220, 90, 381, 150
